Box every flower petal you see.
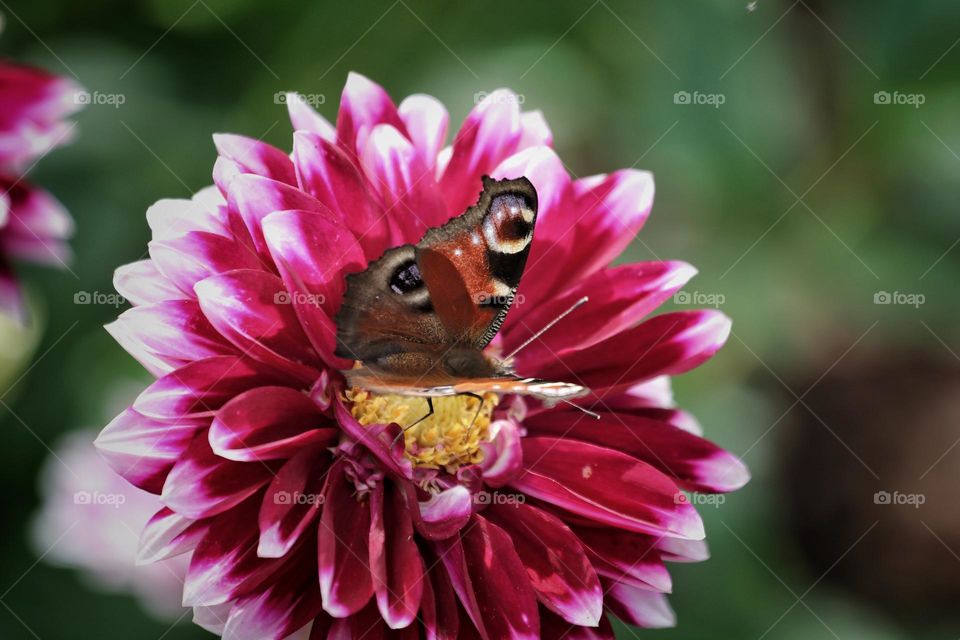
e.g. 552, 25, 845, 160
525, 409, 749, 493
106, 300, 234, 377
603, 580, 676, 629
461, 515, 539, 640
572, 526, 671, 592
194, 269, 321, 383
484, 502, 602, 626
95, 408, 203, 493
162, 431, 277, 520
258, 447, 331, 558
291, 131, 389, 259
138, 507, 210, 564
398, 94, 449, 172
333, 399, 412, 479
478, 419, 523, 488
318, 460, 374, 617
113, 260, 182, 306
439, 89, 523, 216
146, 197, 228, 242
213, 133, 297, 186
286, 92, 335, 140
336, 72, 407, 155
210, 386, 336, 462
369, 481, 424, 629
540, 610, 614, 640
509, 437, 704, 540
150, 230, 265, 298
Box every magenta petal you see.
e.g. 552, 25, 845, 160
146, 197, 228, 242
537, 311, 732, 398
290, 131, 389, 260
184, 495, 284, 606
478, 419, 523, 488
221, 547, 323, 640
518, 111, 553, 149
209, 386, 336, 462
502, 261, 697, 364
413, 485, 473, 540
262, 208, 365, 367
225, 173, 330, 262
149, 230, 265, 298
162, 431, 277, 520
540, 610, 614, 640
194, 269, 321, 383
433, 534, 488, 640
286, 92, 336, 139
113, 260, 181, 306
525, 409, 749, 494
336, 72, 407, 155
95, 408, 202, 494
439, 89, 523, 216
461, 516, 539, 640
656, 536, 710, 563
258, 447, 331, 558
333, 399, 412, 479
369, 481, 424, 629
213, 133, 297, 186
572, 526, 671, 593
603, 580, 676, 629
398, 94, 449, 172
419, 545, 460, 640
318, 460, 374, 617
133, 355, 286, 421
106, 299, 234, 377
361, 123, 448, 244
510, 437, 704, 540
138, 507, 210, 564
484, 502, 602, 626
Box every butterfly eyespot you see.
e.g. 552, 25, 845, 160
484, 193, 534, 253
389, 260, 424, 295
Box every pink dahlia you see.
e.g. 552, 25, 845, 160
0, 59, 81, 317
97, 72, 748, 639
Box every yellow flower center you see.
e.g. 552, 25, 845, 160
345, 388, 498, 472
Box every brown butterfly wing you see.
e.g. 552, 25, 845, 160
417, 175, 538, 349
334, 176, 538, 375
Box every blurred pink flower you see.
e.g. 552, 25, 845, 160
0, 60, 81, 318
97, 72, 748, 639
32, 429, 188, 622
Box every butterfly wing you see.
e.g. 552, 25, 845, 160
344, 366, 587, 400
335, 176, 538, 367
417, 175, 538, 349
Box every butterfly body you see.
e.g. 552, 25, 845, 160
335, 176, 586, 401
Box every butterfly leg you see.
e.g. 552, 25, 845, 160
459, 392, 485, 430
394, 397, 435, 445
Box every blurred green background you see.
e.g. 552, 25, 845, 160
2, 0, 959, 638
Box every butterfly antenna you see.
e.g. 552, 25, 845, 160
560, 398, 600, 419
504, 296, 589, 361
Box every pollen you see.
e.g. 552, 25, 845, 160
345, 388, 499, 472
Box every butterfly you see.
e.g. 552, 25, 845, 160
334, 175, 589, 410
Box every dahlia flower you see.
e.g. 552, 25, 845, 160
32, 429, 188, 621
97, 72, 748, 639
0, 58, 81, 318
